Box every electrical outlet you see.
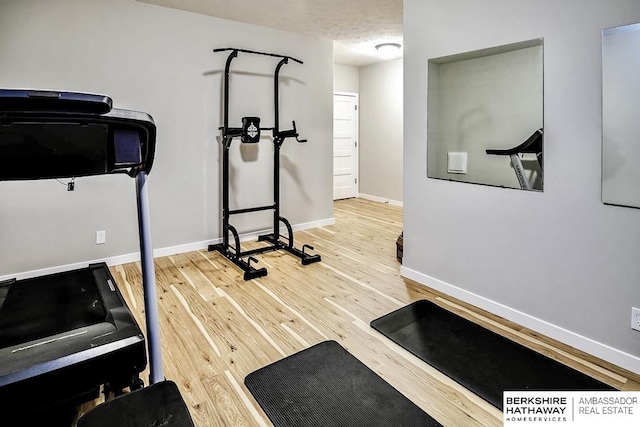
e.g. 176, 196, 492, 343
96, 230, 106, 245
632, 307, 640, 332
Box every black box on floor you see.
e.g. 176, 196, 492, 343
78, 381, 194, 427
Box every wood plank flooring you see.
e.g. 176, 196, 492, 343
101, 198, 640, 426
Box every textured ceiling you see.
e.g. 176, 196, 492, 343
137, 0, 403, 67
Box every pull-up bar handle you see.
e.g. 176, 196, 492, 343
277, 121, 307, 143
213, 47, 303, 64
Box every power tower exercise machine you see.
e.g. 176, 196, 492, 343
209, 48, 321, 280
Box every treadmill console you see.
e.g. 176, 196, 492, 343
0, 89, 156, 180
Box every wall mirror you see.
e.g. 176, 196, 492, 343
427, 38, 544, 191
602, 23, 640, 208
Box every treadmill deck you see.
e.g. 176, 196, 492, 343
0, 263, 146, 414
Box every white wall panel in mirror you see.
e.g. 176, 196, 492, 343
427, 39, 544, 190
602, 23, 640, 208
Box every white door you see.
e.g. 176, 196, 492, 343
333, 93, 358, 200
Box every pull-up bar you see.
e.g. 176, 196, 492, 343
213, 47, 303, 64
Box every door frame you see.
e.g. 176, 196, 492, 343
333, 91, 359, 199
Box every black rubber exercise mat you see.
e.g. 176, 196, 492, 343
245, 340, 441, 427
370, 300, 614, 410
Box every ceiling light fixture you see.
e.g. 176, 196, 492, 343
375, 43, 402, 57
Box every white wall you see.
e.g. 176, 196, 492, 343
359, 59, 403, 203
0, 0, 334, 277
333, 64, 359, 94
404, 0, 640, 372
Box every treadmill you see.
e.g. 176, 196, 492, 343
0, 89, 194, 426
486, 128, 543, 190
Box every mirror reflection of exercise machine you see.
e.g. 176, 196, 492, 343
209, 48, 321, 280
486, 129, 543, 190
0, 89, 193, 426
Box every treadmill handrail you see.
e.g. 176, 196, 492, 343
486, 128, 543, 156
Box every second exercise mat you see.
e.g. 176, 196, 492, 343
245, 340, 441, 427
370, 299, 614, 410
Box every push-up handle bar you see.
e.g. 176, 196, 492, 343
213, 47, 303, 64
279, 120, 307, 143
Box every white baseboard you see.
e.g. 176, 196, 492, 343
0, 217, 335, 282
400, 265, 640, 375
358, 193, 403, 207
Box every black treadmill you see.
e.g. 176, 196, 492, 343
485, 128, 543, 190
0, 89, 193, 426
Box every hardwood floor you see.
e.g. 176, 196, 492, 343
104, 198, 640, 426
